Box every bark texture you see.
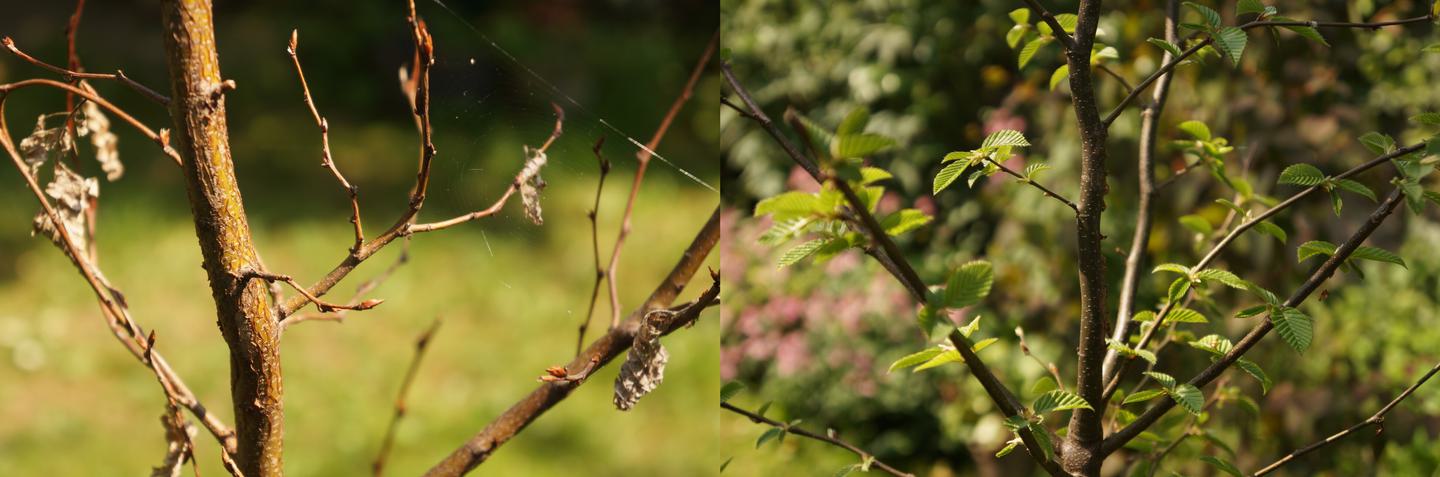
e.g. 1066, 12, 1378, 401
159, 1, 283, 475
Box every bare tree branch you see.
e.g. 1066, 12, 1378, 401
287, 29, 364, 253
373, 318, 443, 477
0, 78, 181, 166
3, 36, 171, 106
576, 137, 612, 355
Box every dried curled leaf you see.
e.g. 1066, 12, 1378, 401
18, 114, 72, 172
77, 101, 123, 181
613, 308, 670, 411
32, 162, 99, 253
519, 145, 548, 225
149, 406, 195, 477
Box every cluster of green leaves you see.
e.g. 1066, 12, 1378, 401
1166, 1, 1327, 69
752, 108, 932, 268
1003, 9, 1118, 91
934, 130, 1044, 195
1384, 116, 1440, 214
1276, 163, 1375, 216
719, 381, 883, 477
994, 384, 1093, 461
1122, 370, 1205, 416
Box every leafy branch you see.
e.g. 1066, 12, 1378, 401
721, 399, 914, 477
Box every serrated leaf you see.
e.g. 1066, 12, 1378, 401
1145, 371, 1178, 389
1171, 384, 1205, 415
945, 261, 995, 308
1245, 282, 1281, 306
836, 107, 870, 136
1133, 310, 1157, 322
721, 381, 744, 403
1272, 16, 1329, 46
1277, 163, 1326, 186
857, 166, 893, 185
995, 439, 1021, 458
1028, 422, 1055, 462
913, 348, 964, 371
1019, 37, 1049, 68
1153, 263, 1192, 276
1124, 389, 1167, 404
1358, 131, 1396, 155
1236, 358, 1272, 394
1148, 38, 1184, 57
1091, 45, 1119, 64
881, 209, 932, 236
1201, 456, 1242, 477
1184, 2, 1223, 28
754, 191, 823, 220
793, 112, 835, 151
1414, 113, 1440, 126
778, 239, 827, 267
1033, 390, 1094, 414
1252, 220, 1288, 244
1165, 307, 1208, 324
888, 347, 946, 373
1236, 0, 1266, 16
981, 130, 1031, 150
1008, 8, 1031, 25
1213, 27, 1248, 66
1177, 120, 1212, 141
1168, 277, 1192, 304
934, 160, 968, 195
1297, 240, 1337, 263
1195, 269, 1247, 289
833, 133, 896, 159
1052, 13, 1079, 32
1023, 162, 1052, 179
833, 464, 859, 477
1050, 64, 1069, 91
1180, 214, 1213, 234
959, 315, 983, 338
1351, 246, 1406, 268
1191, 334, 1234, 355
1235, 304, 1268, 318
756, 427, 784, 448
1272, 307, 1313, 354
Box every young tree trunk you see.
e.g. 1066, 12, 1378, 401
160, 0, 283, 475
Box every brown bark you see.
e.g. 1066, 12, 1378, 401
159, 0, 283, 475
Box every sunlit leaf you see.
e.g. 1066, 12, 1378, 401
1277, 163, 1325, 186
1032, 390, 1094, 414
1272, 306, 1313, 354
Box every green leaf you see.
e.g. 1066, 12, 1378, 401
1201, 456, 1242, 477
721, 381, 744, 403
1277, 163, 1326, 186
1252, 220, 1288, 243
971, 337, 1000, 354
836, 107, 870, 136
913, 348, 963, 371
981, 130, 1031, 150
1195, 269, 1247, 289
755, 191, 822, 219
1235, 304, 1268, 318
756, 427, 784, 448
1177, 120, 1212, 141
1180, 214, 1213, 234
995, 439, 1021, 458
833, 133, 896, 159
1272, 16, 1329, 46
1184, 2, 1223, 28
1049, 64, 1069, 91
1107, 339, 1157, 364
833, 464, 859, 477
1124, 389, 1167, 405
1297, 240, 1337, 263
793, 112, 835, 151
1019, 37, 1049, 68
942, 150, 975, 163
1028, 422, 1056, 462
1272, 306, 1313, 354
1165, 307, 1208, 324
1171, 384, 1205, 415
934, 160, 968, 195
880, 209, 932, 236
1245, 282, 1281, 306
1351, 246, 1406, 268
1153, 263, 1193, 276
1213, 27, 1247, 67
1144, 371, 1177, 390
1052, 13, 1079, 32
1414, 112, 1440, 126
1330, 190, 1344, 216
945, 261, 995, 308
1133, 310, 1157, 322
1236, 358, 1273, 394
917, 302, 947, 339
1168, 277, 1192, 304
959, 315, 983, 338
856, 167, 893, 185
1032, 390, 1094, 414
1332, 179, 1375, 201
778, 239, 827, 267
1358, 131, 1396, 155
1236, 0, 1266, 16
1148, 38, 1184, 58
1008, 8, 1031, 24
888, 347, 946, 373
1023, 162, 1052, 179
756, 401, 773, 418
1091, 45, 1119, 64
1425, 43, 1440, 54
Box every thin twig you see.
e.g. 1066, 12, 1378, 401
373, 318, 443, 477
984, 156, 1078, 212
3, 36, 170, 105
235, 267, 383, 313
722, 402, 914, 477
282, 240, 410, 332
576, 137, 611, 355
0, 78, 181, 166
1252, 360, 1440, 476
605, 30, 717, 329
287, 29, 364, 253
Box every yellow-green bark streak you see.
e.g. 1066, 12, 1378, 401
160, 1, 283, 475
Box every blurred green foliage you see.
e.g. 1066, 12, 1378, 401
722, 0, 1440, 475
0, 0, 718, 475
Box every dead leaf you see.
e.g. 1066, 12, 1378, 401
32, 162, 98, 253
519, 145, 548, 225
77, 101, 122, 181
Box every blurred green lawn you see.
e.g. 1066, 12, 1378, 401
0, 177, 718, 475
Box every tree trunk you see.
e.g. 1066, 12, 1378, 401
160, 0, 283, 475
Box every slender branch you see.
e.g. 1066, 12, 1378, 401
0, 95, 239, 466
1103, 15, 1435, 126
723, 61, 1064, 477
282, 240, 410, 332
287, 29, 364, 253
1095, 64, 1134, 94
234, 267, 382, 313
984, 157, 1079, 212
1103, 188, 1407, 456
63, 0, 86, 114
604, 30, 717, 328
0, 78, 181, 166
3, 36, 171, 106
576, 137, 611, 355
1020, 0, 1076, 50
1252, 360, 1440, 476
1105, 0, 1179, 384
373, 318, 442, 477
722, 402, 914, 477
422, 209, 720, 476
1101, 142, 1426, 403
